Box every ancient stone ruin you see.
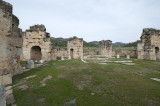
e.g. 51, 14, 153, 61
112, 47, 137, 58
67, 36, 83, 59
55, 48, 68, 58
0, 0, 23, 85
21, 25, 53, 61
99, 40, 112, 57
137, 28, 160, 60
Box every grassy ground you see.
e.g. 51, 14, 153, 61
83, 47, 98, 53
20, 61, 27, 67
12, 59, 160, 106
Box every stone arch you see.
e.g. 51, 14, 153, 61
70, 48, 74, 58
155, 47, 160, 60
31, 46, 42, 61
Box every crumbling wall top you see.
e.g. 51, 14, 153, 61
68, 36, 83, 41
99, 40, 112, 46
12, 14, 19, 26
26, 24, 46, 32
142, 28, 160, 36
24, 24, 51, 38
46, 32, 50, 38
0, 0, 12, 14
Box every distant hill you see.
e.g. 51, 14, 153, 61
89, 41, 99, 45
50, 37, 98, 48
50, 37, 68, 48
123, 41, 138, 47
112, 42, 126, 46
89, 41, 126, 46
50, 37, 135, 48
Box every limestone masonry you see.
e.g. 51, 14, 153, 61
21, 25, 53, 61
112, 47, 137, 58
0, 0, 23, 85
67, 36, 83, 59
99, 40, 112, 57
137, 28, 160, 60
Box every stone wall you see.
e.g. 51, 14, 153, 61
21, 25, 53, 61
0, 0, 23, 85
99, 40, 112, 57
51, 49, 57, 60
112, 47, 137, 57
137, 28, 160, 60
84, 47, 137, 58
84, 51, 98, 56
56, 49, 68, 58
67, 36, 83, 59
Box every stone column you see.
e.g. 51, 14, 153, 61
0, 84, 6, 106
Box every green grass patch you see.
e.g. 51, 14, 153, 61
13, 59, 160, 105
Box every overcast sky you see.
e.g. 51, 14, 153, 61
5, 0, 160, 43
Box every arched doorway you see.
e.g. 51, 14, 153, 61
155, 47, 160, 60
70, 49, 74, 58
31, 46, 42, 61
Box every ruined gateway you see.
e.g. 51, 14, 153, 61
21, 25, 53, 61
137, 28, 160, 60
0, 0, 23, 85
53, 36, 84, 59
67, 36, 83, 59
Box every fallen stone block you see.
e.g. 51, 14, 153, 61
0, 74, 12, 85
151, 78, 160, 82
26, 60, 34, 69
6, 94, 15, 105
64, 99, 76, 106
0, 84, 6, 106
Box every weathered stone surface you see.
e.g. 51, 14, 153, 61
0, 0, 22, 85
99, 40, 112, 57
40, 75, 52, 87
26, 60, 34, 69
137, 28, 160, 60
126, 55, 130, 59
61, 56, 64, 60
67, 36, 83, 59
5, 89, 12, 97
122, 63, 135, 65
39, 60, 44, 64
112, 47, 137, 58
84, 51, 98, 56
21, 25, 53, 61
25, 75, 37, 80
151, 78, 160, 82
0, 74, 12, 85
64, 99, 76, 106
55, 49, 68, 58
5, 86, 12, 91
37, 98, 45, 104
6, 93, 15, 104
91, 93, 95, 96
17, 85, 28, 91
5, 85, 15, 105
0, 84, 6, 106
30, 24, 46, 32
68, 56, 71, 60
117, 55, 120, 58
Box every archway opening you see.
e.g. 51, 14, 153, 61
70, 49, 74, 58
31, 46, 42, 61
155, 47, 160, 60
